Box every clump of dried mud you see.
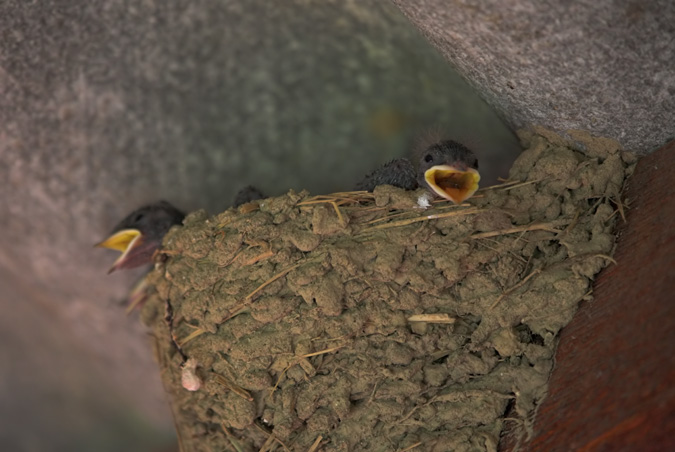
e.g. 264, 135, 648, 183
140, 129, 636, 451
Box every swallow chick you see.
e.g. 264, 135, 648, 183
96, 201, 185, 273
416, 139, 480, 204
233, 185, 266, 207
354, 158, 418, 192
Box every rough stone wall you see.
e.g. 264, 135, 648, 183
393, 0, 675, 152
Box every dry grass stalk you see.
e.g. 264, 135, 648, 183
407, 313, 455, 324
221, 423, 245, 452
301, 345, 344, 358
299, 194, 370, 226
243, 250, 275, 266
177, 327, 206, 347
471, 222, 564, 240
363, 201, 471, 226
593, 254, 617, 265
362, 208, 481, 233
306, 435, 323, 452
605, 195, 627, 223
490, 269, 542, 310
496, 179, 542, 191
481, 178, 541, 191
213, 373, 254, 401
245, 263, 301, 302
363, 209, 413, 225
298, 191, 373, 206
183, 262, 306, 345
257, 431, 276, 452
330, 200, 345, 226
223, 240, 271, 268
479, 237, 528, 264
238, 202, 260, 214
253, 423, 292, 452
271, 346, 345, 395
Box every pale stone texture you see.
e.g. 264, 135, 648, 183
393, 0, 675, 153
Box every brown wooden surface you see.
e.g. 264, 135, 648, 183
501, 141, 675, 451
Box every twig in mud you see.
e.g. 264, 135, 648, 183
246, 263, 300, 302
490, 269, 542, 310
363, 202, 471, 226
361, 205, 389, 213
497, 179, 543, 191
398, 396, 434, 424
330, 200, 345, 226
605, 195, 627, 222
598, 254, 617, 265
471, 222, 565, 239
163, 293, 187, 362
257, 431, 276, 452
212, 373, 253, 401
299, 197, 351, 226
243, 249, 274, 266
298, 191, 373, 206
222, 240, 272, 268
253, 423, 292, 452
177, 327, 206, 347
398, 442, 423, 452
271, 346, 345, 395
616, 195, 627, 222
363, 210, 415, 225
361, 208, 481, 232
407, 313, 455, 324
307, 435, 323, 452
221, 424, 245, 452
479, 237, 528, 264
220, 256, 326, 327
560, 211, 581, 236
238, 201, 260, 214
481, 179, 542, 191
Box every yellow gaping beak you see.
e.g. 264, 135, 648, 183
424, 165, 481, 204
96, 229, 141, 252
95, 229, 142, 273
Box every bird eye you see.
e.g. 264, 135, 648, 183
134, 213, 145, 222
424, 154, 433, 163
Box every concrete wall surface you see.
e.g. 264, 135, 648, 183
393, 0, 675, 153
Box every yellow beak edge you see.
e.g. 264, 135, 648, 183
95, 229, 142, 273
96, 229, 141, 252
424, 165, 481, 204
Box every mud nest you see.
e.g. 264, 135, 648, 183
140, 129, 635, 452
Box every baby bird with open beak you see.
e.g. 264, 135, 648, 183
96, 201, 185, 274
355, 138, 480, 206
416, 139, 480, 205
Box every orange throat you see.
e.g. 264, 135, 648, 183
424, 166, 480, 204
